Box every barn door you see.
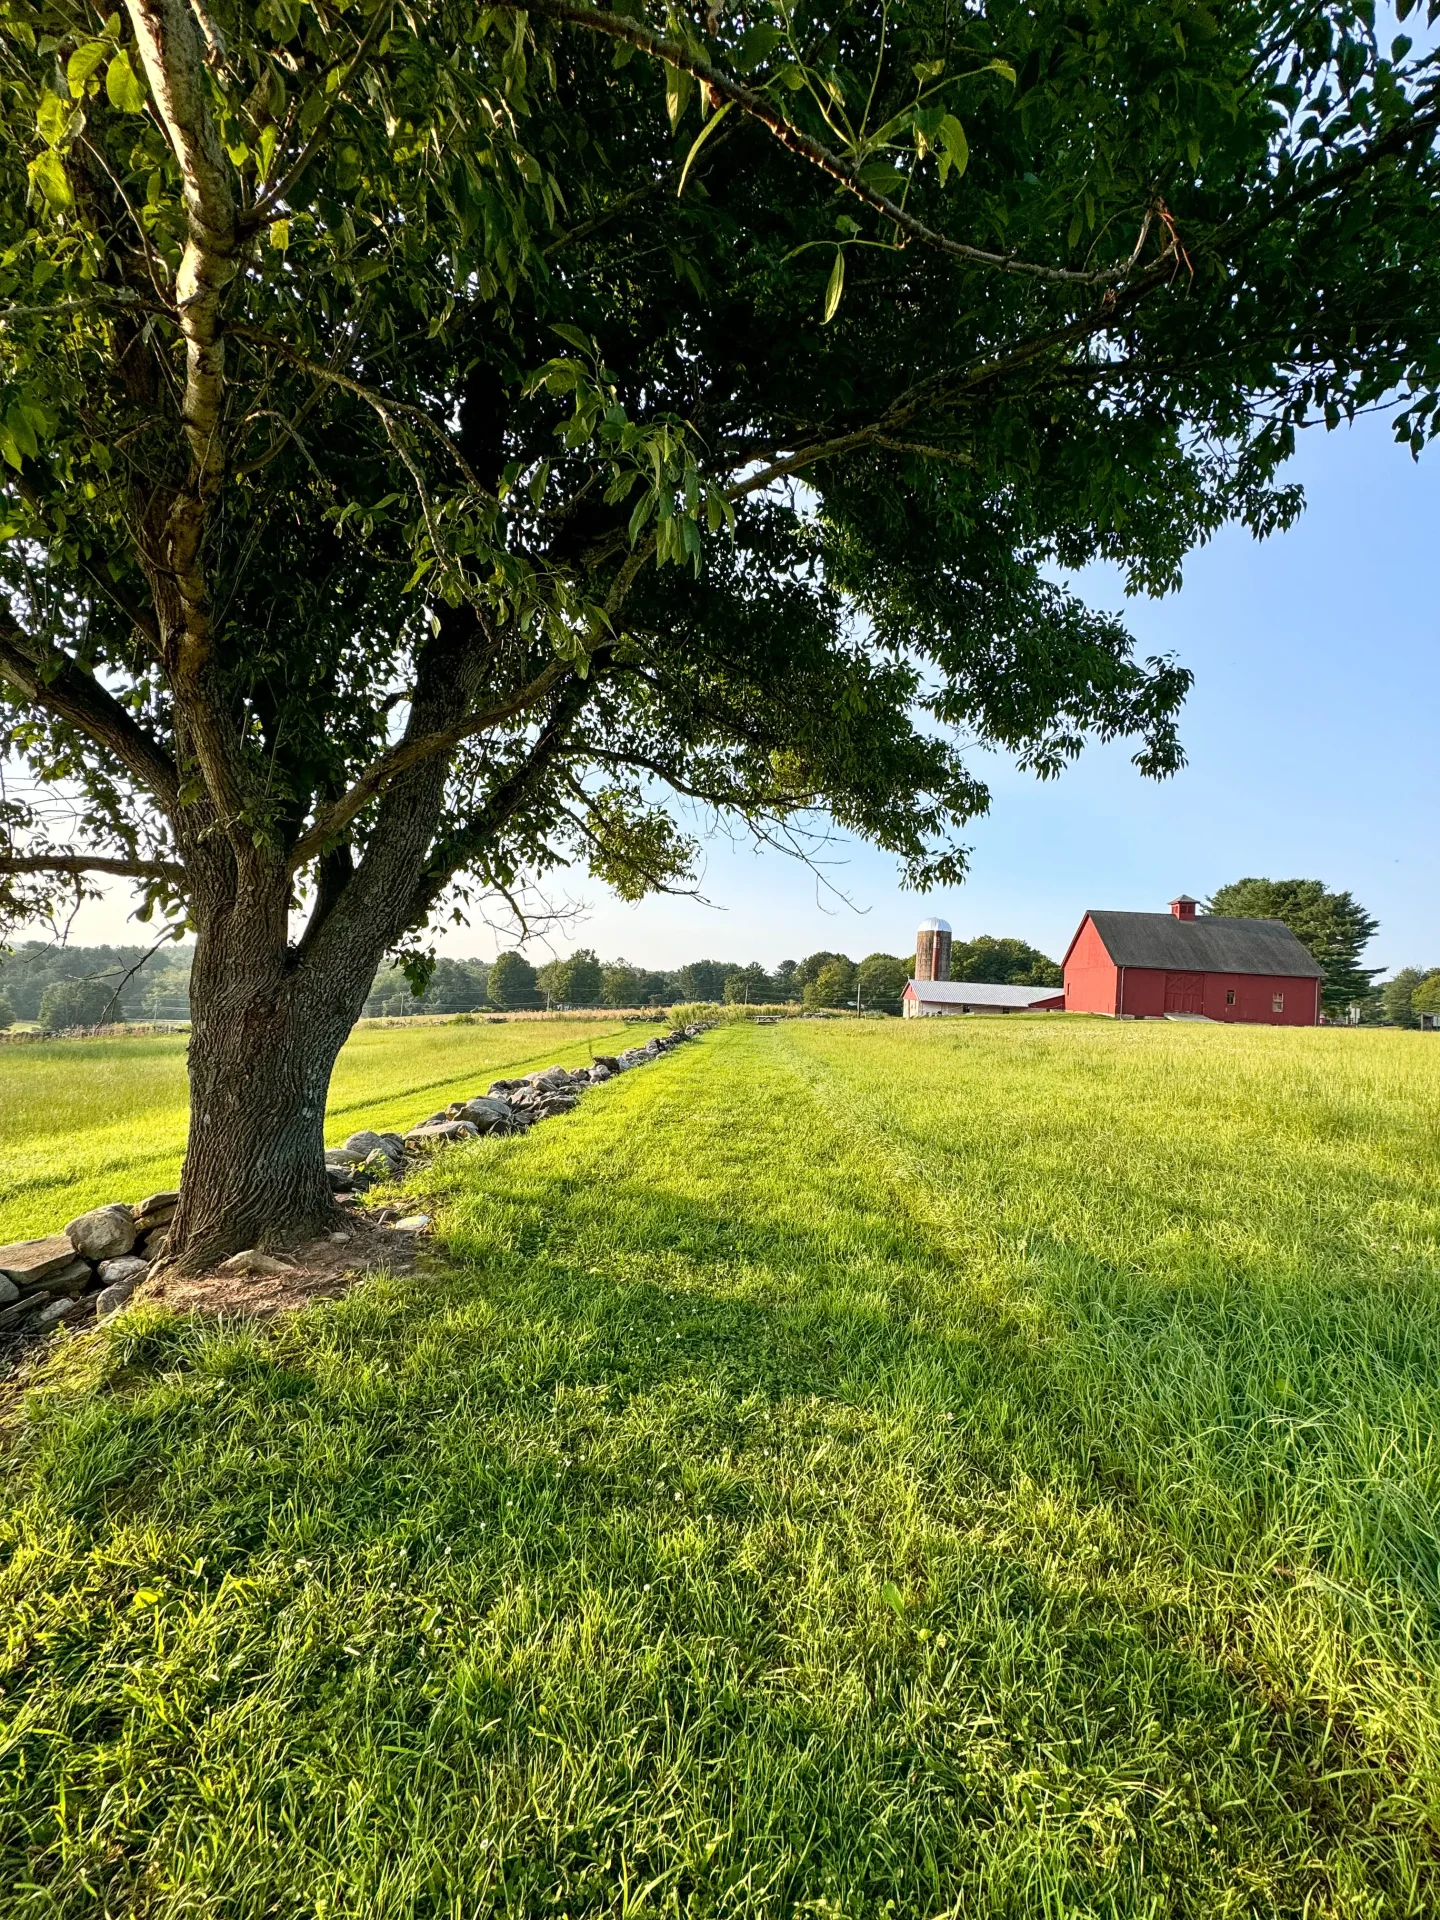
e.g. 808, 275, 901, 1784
1164, 970, 1204, 1013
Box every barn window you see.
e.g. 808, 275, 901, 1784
1272, 992, 1284, 1013
1226, 990, 1236, 1006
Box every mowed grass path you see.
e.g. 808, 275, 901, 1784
0, 1018, 632, 1242
3, 1019, 1440, 1916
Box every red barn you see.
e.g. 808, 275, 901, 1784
1063, 896, 1324, 1025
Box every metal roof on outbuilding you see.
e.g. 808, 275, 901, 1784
904, 980, 1066, 1007
1078, 912, 1325, 977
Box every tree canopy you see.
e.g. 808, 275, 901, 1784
3, 0, 1439, 1260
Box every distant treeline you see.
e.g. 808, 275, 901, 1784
0, 940, 194, 1028
366, 934, 1063, 1015
0, 933, 1064, 1027
19, 930, 1430, 1027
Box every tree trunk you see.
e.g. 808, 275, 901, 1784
163, 888, 377, 1271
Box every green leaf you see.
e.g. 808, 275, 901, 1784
664, 62, 694, 132
67, 39, 110, 96
988, 59, 1018, 85
734, 23, 784, 71
937, 114, 968, 186
105, 48, 148, 113
822, 246, 844, 324
268, 218, 290, 250
6, 405, 39, 459
627, 488, 655, 545
35, 90, 72, 147
913, 58, 945, 80
859, 161, 906, 197
549, 322, 594, 354
879, 1581, 905, 1616
27, 148, 73, 212
677, 99, 732, 197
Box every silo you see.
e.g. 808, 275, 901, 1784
916, 916, 952, 983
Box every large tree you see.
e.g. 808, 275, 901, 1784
3, 0, 1439, 1265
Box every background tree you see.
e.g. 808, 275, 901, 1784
4, 0, 1440, 1263
772, 961, 800, 1003
0, 986, 13, 1028
857, 952, 909, 1011
487, 952, 539, 1012
1381, 967, 1427, 1030
635, 970, 674, 1007
677, 961, 732, 1003
794, 953, 849, 994
724, 962, 772, 1004
38, 975, 120, 1029
1208, 879, 1381, 1014
950, 935, 1062, 986
1412, 973, 1440, 1020
559, 949, 604, 1007
602, 962, 642, 1008
805, 956, 858, 1009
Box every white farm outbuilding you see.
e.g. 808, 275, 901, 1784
902, 980, 1066, 1018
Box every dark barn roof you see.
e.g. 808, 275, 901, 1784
1080, 912, 1326, 978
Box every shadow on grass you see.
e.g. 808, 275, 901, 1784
6, 1160, 1439, 1914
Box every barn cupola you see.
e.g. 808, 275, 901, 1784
916, 917, 953, 982
1169, 895, 1199, 920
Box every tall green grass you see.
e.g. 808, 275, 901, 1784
0, 1017, 628, 1241
2, 1019, 1439, 1915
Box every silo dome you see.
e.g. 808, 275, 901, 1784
917, 916, 952, 934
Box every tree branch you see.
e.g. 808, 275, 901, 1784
0, 623, 181, 814
0, 854, 186, 882
124, 0, 247, 825
248, 1, 393, 226
508, 0, 1132, 287
285, 659, 574, 874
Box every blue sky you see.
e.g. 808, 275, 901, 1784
533, 409, 1439, 977
28, 410, 1438, 978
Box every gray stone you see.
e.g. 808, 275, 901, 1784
97, 1255, 148, 1289
35, 1296, 80, 1328
0, 1274, 16, 1307
41, 1258, 93, 1298
0, 1234, 85, 1288
219, 1249, 297, 1277
135, 1190, 180, 1217
361, 1147, 401, 1174
343, 1130, 385, 1157
65, 1204, 136, 1262
95, 1282, 135, 1319
0, 1293, 47, 1331
403, 1120, 480, 1150
394, 1214, 431, 1232
459, 1096, 515, 1133
325, 1147, 362, 1167
586, 1063, 613, 1083
526, 1066, 573, 1090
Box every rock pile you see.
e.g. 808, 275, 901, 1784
322, 1024, 704, 1191
0, 1189, 177, 1337
0, 1023, 705, 1344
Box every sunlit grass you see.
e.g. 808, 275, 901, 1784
0, 1016, 631, 1241
2, 1018, 1439, 1915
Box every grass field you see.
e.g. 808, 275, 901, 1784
3, 1018, 1440, 1916
0, 1017, 636, 1243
